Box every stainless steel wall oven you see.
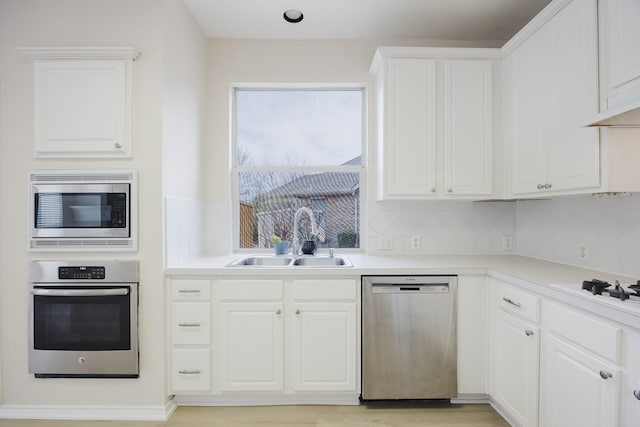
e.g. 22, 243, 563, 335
28, 261, 139, 378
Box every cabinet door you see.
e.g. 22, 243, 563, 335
33, 60, 132, 157
443, 60, 493, 196
290, 303, 357, 392
546, 0, 600, 192
493, 310, 539, 427
384, 58, 438, 197
219, 302, 283, 391
544, 334, 621, 427
507, 34, 546, 195
601, 0, 640, 101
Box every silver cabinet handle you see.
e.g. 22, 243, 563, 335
599, 370, 612, 380
178, 289, 201, 294
295, 309, 301, 315
525, 330, 534, 336
431, 187, 436, 193
544, 183, 552, 189
502, 297, 522, 308
276, 309, 281, 315
633, 390, 640, 400
114, 142, 122, 149
537, 184, 544, 190
178, 323, 201, 327
178, 369, 201, 375
447, 188, 453, 193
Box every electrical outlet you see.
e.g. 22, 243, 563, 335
378, 235, 394, 250
579, 244, 590, 261
502, 235, 513, 251
411, 236, 421, 250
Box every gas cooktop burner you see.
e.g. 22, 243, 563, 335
582, 279, 610, 295
582, 278, 640, 301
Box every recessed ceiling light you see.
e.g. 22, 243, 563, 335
283, 9, 304, 23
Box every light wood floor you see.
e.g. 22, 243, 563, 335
0, 403, 509, 426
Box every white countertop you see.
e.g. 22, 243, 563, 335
166, 254, 640, 329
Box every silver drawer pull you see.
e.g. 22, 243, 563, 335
178, 323, 201, 327
599, 370, 612, 380
178, 369, 201, 375
634, 390, 640, 400
502, 297, 522, 308
178, 289, 201, 294
525, 330, 534, 336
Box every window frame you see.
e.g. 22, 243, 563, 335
230, 84, 367, 253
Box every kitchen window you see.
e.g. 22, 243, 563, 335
233, 87, 364, 250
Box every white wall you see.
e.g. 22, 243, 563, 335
162, 0, 208, 264
0, 0, 200, 412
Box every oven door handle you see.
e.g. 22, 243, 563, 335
31, 288, 129, 297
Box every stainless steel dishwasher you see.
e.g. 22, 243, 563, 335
361, 275, 457, 400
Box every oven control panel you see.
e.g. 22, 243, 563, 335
58, 266, 105, 280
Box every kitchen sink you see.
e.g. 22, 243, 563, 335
227, 256, 294, 266
226, 255, 352, 267
292, 257, 351, 266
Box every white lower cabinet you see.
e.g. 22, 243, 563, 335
489, 279, 540, 427
542, 301, 623, 427
169, 279, 213, 394
215, 278, 358, 396
290, 302, 357, 391
544, 334, 620, 427
219, 302, 284, 391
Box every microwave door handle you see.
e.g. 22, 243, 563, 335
31, 288, 129, 297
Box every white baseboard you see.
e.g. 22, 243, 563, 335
0, 399, 177, 421
451, 393, 491, 404
174, 393, 361, 406
488, 397, 519, 427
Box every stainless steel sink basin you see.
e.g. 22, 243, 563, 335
227, 256, 293, 267
226, 255, 352, 267
292, 256, 352, 267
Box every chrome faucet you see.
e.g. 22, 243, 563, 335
292, 207, 318, 254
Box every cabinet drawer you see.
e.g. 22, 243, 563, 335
292, 279, 357, 301
172, 302, 211, 345
546, 302, 622, 363
172, 349, 211, 392
171, 279, 211, 301
498, 285, 540, 323
219, 279, 283, 301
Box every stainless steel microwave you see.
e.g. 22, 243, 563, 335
29, 171, 137, 251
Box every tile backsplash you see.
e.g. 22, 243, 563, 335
366, 200, 517, 255
516, 193, 640, 278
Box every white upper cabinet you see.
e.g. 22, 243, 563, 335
443, 60, 493, 196
18, 47, 139, 158
504, 0, 600, 196
370, 48, 499, 200
599, 0, 640, 111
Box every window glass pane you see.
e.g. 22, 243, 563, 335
239, 171, 360, 249
236, 89, 363, 166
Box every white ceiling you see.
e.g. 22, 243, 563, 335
183, 0, 553, 43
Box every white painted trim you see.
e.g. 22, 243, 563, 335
369, 47, 502, 75
174, 393, 360, 406
489, 397, 521, 427
17, 47, 141, 61
0, 399, 176, 421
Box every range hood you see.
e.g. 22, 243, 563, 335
584, 97, 640, 127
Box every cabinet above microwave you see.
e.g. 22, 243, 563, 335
29, 170, 137, 252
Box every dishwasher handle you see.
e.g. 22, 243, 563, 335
371, 284, 449, 294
